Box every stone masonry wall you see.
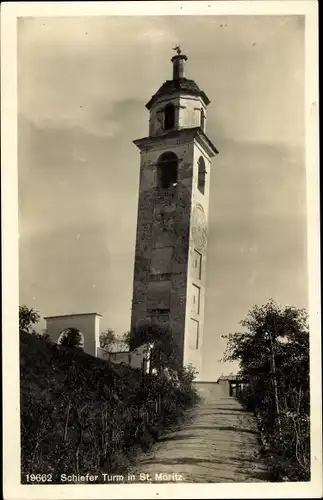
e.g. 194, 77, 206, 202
131, 137, 195, 363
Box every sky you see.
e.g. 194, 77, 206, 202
18, 15, 307, 380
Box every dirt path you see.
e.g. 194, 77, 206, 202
130, 394, 269, 483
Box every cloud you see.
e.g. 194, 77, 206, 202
18, 16, 304, 146
18, 17, 175, 137
18, 15, 306, 379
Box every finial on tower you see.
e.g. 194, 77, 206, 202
173, 45, 182, 55
171, 45, 187, 80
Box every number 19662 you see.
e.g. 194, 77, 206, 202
25, 474, 52, 482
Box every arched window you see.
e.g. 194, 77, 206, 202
164, 103, 175, 130
197, 156, 206, 195
200, 108, 205, 131
157, 152, 178, 189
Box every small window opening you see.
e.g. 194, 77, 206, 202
190, 318, 199, 350
164, 103, 175, 130
148, 309, 170, 324
197, 156, 206, 195
192, 250, 202, 280
157, 152, 178, 189
200, 108, 205, 131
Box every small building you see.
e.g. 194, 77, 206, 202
44, 312, 101, 357
44, 312, 153, 373
217, 374, 247, 397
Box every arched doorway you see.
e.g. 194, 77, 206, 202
57, 328, 84, 349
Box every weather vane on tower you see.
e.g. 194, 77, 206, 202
173, 45, 182, 55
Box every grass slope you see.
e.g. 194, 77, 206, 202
20, 332, 198, 483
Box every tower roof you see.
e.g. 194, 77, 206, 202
146, 78, 210, 110
145, 48, 210, 110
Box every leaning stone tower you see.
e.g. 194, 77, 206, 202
130, 49, 218, 378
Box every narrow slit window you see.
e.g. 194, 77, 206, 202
189, 318, 199, 350
191, 284, 200, 314
197, 156, 206, 195
200, 108, 205, 131
164, 103, 175, 130
192, 250, 202, 280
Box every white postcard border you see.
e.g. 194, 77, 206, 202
1, 2, 320, 499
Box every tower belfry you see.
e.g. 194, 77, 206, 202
130, 50, 218, 378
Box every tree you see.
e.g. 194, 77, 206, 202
58, 328, 83, 349
121, 330, 131, 348
40, 330, 50, 341
19, 305, 40, 333
222, 299, 309, 408
99, 329, 116, 351
222, 299, 310, 480
33, 330, 51, 342
129, 322, 181, 373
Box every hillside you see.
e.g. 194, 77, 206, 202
20, 332, 198, 483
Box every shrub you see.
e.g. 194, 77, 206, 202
20, 332, 198, 483
19, 304, 40, 333
58, 327, 83, 348
222, 299, 310, 481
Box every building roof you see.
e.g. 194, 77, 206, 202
146, 78, 210, 110
44, 312, 102, 320
217, 374, 243, 381
106, 341, 129, 353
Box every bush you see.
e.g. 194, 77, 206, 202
20, 332, 199, 483
58, 327, 83, 348
222, 300, 310, 482
19, 304, 40, 333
